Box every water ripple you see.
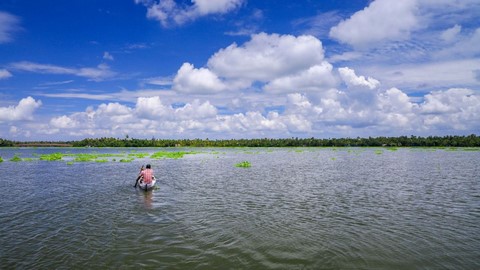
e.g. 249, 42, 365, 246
0, 148, 479, 269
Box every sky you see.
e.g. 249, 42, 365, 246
0, 0, 479, 141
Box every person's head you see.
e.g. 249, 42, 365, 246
146, 164, 151, 169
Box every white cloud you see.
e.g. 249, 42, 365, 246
135, 96, 173, 119
0, 11, 20, 44
10, 61, 115, 81
338, 67, 380, 89
207, 33, 325, 82
329, 0, 419, 48
377, 88, 418, 128
103, 51, 114, 61
0, 97, 42, 122
50, 115, 78, 129
174, 99, 217, 120
420, 88, 480, 130
441, 24, 461, 42
360, 58, 480, 90
12, 84, 478, 139
136, 0, 244, 27
435, 27, 480, 59
264, 62, 337, 93
0, 69, 12, 79
173, 63, 226, 94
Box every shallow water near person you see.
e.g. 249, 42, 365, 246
0, 147, 479, 269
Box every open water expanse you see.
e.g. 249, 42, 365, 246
0, 147, 479, 269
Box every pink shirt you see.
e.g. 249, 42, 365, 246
140, 169, 154, 184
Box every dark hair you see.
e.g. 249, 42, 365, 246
146, 164, 151, 169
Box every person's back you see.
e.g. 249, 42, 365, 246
141, 164, 154, 184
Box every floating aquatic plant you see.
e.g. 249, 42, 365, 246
39, 153, 63, 161
0, 156, 3, 163
128, 152, 150, 158
10, 155, 22, 162
235, 161, 251, 168
151, 151, 192, 159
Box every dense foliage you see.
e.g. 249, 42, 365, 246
1, 134, 479, 147
0, 138, 15, 147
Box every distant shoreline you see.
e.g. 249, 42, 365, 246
2, 134, 479, 148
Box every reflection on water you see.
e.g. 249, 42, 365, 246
141, 190, 154, 209
0, 147, 479, 269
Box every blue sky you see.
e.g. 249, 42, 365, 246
0, 0, 479, 141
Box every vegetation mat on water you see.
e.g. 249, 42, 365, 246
39, 153, 63, 161
10, 155, 22, 162
150, 151, 196, 159
235, 161, 251, 168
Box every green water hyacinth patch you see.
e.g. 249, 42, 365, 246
39, 153, 63, 161
10, 155, 22, 162
151, 151, 192, 159
235, 161, 251, 168
128, 152, 150, 158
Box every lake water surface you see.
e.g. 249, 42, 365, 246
0, 147, 479, 269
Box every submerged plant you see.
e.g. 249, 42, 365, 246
235, 161, 251, 168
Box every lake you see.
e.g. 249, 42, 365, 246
0, 147, 479, 269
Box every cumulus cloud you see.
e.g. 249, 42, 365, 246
264, 62, 337, 93
329, 0, 419, 48
169, 33, 332, 95
135, 0, 244, 27
0, 11, 21, 44
173, 63, 227, 94
207, 33, 325, 82
50, 115, 78, 129
419, 88, 480, 130
10, 61, 115, 81
15, 83, 478, 139
0, 97, 42, 122
338, 67, 380, 89
174, 99, 217, 120
0, 69, 12, 79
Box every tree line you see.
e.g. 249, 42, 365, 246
1, 134, 479, 147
